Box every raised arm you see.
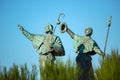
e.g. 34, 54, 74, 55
18, 24, 34, 41
66, 28, 75, 39
60, 22, 75, 39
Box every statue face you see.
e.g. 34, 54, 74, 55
85, 27, 93, 36
45, 24, 53, 33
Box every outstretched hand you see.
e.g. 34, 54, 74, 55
18, 24, 23, 31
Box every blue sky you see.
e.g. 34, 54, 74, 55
0, 0, 120, 74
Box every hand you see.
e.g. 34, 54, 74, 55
101, 53, 105, 58
56, 20, 60, 25
18, 24, 23, 31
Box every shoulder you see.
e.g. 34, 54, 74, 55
52, 35, 61, 41
90, 38, 98, 46
53, 34, 60, 38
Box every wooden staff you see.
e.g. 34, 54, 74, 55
104, 16, 112, 54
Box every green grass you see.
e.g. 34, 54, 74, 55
39, 59, 80, 80
95, 49, 120, 80
0, 49, 120, 80
0, 64, 37, 80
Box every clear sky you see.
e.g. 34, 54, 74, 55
0, 0, 120, 74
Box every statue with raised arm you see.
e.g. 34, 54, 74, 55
18, 23, 65, 68
60, 22, 105, 80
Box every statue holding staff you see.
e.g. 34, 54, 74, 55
18, 24, 65, 67
18, 14, 65, 68
60, 22, 105, 80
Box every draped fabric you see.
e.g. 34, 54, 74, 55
74, 34, 101, 55
21, 28, 65, 56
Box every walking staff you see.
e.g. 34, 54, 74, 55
104, 16, 112, 57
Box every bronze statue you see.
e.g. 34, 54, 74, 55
18, 23, 65, 68
60, 22, 105, 80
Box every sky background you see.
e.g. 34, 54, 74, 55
0, 0, 120, 78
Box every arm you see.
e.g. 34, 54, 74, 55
66, 28, 75, 39
60, 22, 75, 39
93, 42, 105, 57
18, 24, 34, 41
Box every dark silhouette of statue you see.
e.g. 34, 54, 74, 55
60, 22, 105, 80
18, 24, 65, 68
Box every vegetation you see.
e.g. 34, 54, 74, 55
0, 64, 37, 80
0, 49, 120, 80
95, 49, 120, 80
39, 59, 79, 80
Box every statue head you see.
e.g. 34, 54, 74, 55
85, 27, 93, 36
45, 24, 53, 34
